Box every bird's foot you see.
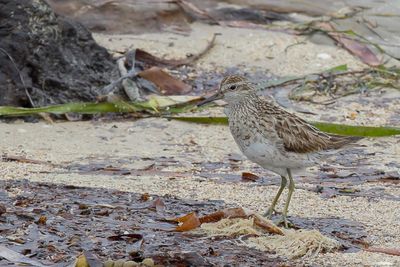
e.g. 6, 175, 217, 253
274, 216, 294, 228
263, 207, 279, 219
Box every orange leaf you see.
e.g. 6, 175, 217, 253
241, 172, 260, 182
253, 215, 284, 235
174, 212, 201, 232
199, 210, 225, 224
199, 207, 248, 224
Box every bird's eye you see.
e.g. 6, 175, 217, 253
229, 85, 237, 90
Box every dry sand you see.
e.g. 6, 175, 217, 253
1, 23, 400, 266
95, 22, 366, 76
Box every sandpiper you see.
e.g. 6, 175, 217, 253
199, 75, 361, 227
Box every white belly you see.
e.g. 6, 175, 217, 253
227, 114, 313, 177
234, 134, 312, 177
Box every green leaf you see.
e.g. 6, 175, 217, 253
166, 116, 228, 125
0, 95, 203, 117
341, 29, 358, 36
311, 122, 400, 137
326, 64, 348, 73
0, 102, 152, 116
166, 116, 400, 137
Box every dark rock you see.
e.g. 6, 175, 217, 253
0, 0, 117, 107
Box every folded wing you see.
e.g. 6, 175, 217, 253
270, 108, 361, 154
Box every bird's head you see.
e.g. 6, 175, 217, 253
198, 75, 254, 106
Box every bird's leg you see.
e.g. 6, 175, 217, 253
280, 168, 295, 228
264, 175, 287, 218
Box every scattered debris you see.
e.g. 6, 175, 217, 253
171, 208, 283, 235
0, 180, 288, 266
186, 209, 340, 259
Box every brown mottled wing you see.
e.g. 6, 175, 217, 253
268, 107, 361, 153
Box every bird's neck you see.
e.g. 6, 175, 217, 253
224, 92, 260, 117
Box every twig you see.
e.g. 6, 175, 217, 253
182, 33, 217, 66
263, 69, 373, 90
1, 155, 57, 167
99, 67, 138, 96
364, 247, 400, 256
284, 40, 307, 53
136, 33, 217, 68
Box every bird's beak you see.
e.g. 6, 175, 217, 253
197, 91, 223, 107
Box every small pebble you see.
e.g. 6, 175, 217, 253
104, 260, 114, 267
0, 204, 6, 215
317, 53, 332, 60
142, 258, 154, 267
113, 259, 126, 267
122, 261, 139, 267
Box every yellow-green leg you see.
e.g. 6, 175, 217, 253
281, 168, 295, 228
264, 175, 287, 218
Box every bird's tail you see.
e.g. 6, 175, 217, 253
328, 135, 363, 149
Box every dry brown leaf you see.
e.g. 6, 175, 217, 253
199, 207, 249, 224
138, 67, 191, 95
198, 210, 226, 224
135, 49, 179, 68
241, 172, 260, 182
174, 212, 201, 231
318, 22, 381, 66
199, 208, 282, 236
253, 214, 284, 235
171, 208, 282, 235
